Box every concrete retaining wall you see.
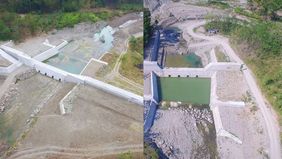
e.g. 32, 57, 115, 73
144, 61, 241, 78
33, 61, 67, 81
34, 40, 68, 62
0, 62, 22, 75
144, 101, 158, 133
143, 61, 161, 74
84, 76, 143, 105
1, 45, 143, 106
151, 30, 160, 61
151, 72, 159, 102
0, 49, 23, 75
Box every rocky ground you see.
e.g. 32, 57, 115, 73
218, 101, 270, 159
216, 70, 249, 101
0, 13, 144, 159
150, 105, 217, 159
11, 84, 143, 159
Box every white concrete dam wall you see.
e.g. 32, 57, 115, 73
0, 45, 143, 106
84, 76, 143, 105
144, 61, 241, 78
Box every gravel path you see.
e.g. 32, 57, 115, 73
187, 20, 281, 159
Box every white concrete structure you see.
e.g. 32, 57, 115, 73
210, 73, 243, 144
144, 60, 241, 78
0, 44, 143, 108
150, 72, 159, 103
0, 49, 22, 75
34, 40, 68, 62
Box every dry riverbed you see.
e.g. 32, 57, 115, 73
150, 105, 217, 159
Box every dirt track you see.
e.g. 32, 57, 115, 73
187, 20, 281, 159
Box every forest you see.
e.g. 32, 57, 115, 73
0, 0, 143, 41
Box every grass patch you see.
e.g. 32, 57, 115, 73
95, 53, 119, 78
215, 46, 230, 62
117, 151, 133, 159
120, 36, 143, 85
109, 77, 142, 96
234, 7, 262, 20
0, 116, 15, 147
144, 143, 159, 159
117, 3, 143, 12
205, 1, 230, 9
196, 0, 230, 9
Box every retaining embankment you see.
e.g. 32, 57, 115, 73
144, 72, 159, 133
34, 40, 68, 62
1, 45, 143, 106
144, 60, 241, 78
0, 49, 22, 75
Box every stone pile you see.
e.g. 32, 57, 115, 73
168, 105, 214, 124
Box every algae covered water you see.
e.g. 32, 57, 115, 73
165, 53, 203, 68
158, 77, 211, 104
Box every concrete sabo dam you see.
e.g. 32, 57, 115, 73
0, 41, 143, 112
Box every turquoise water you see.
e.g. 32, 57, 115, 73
184, 53, 203, 68
44, 54, 86, 74
93, 25, 115, 54
45, 26, 115, 74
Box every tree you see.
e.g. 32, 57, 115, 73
249, 0, 282, 20
0, 20, 11, 40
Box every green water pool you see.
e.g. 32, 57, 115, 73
165, 53, 203, 68
158, 77, 211, 104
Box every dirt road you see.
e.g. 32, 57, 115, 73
187, 20, 281, 159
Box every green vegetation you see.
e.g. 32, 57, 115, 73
0, 0, 143, 41
215, 46, 230, 62
144, 8, 152, 44
0, 11, 116, 41
118, 3, 143, 11
120, 36, 143, 84
158, 77, 211, 104
248, 0, 282, 20
207, 0, 230, 9
144, 143, 159, 159
205, 16, 282, 122
0, 0, 143, 13
0, 116, 14, 146
205, 17, 241, 35
234, 7, 262, 20
96, 53, 119, 78
118, 151, 133, 159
